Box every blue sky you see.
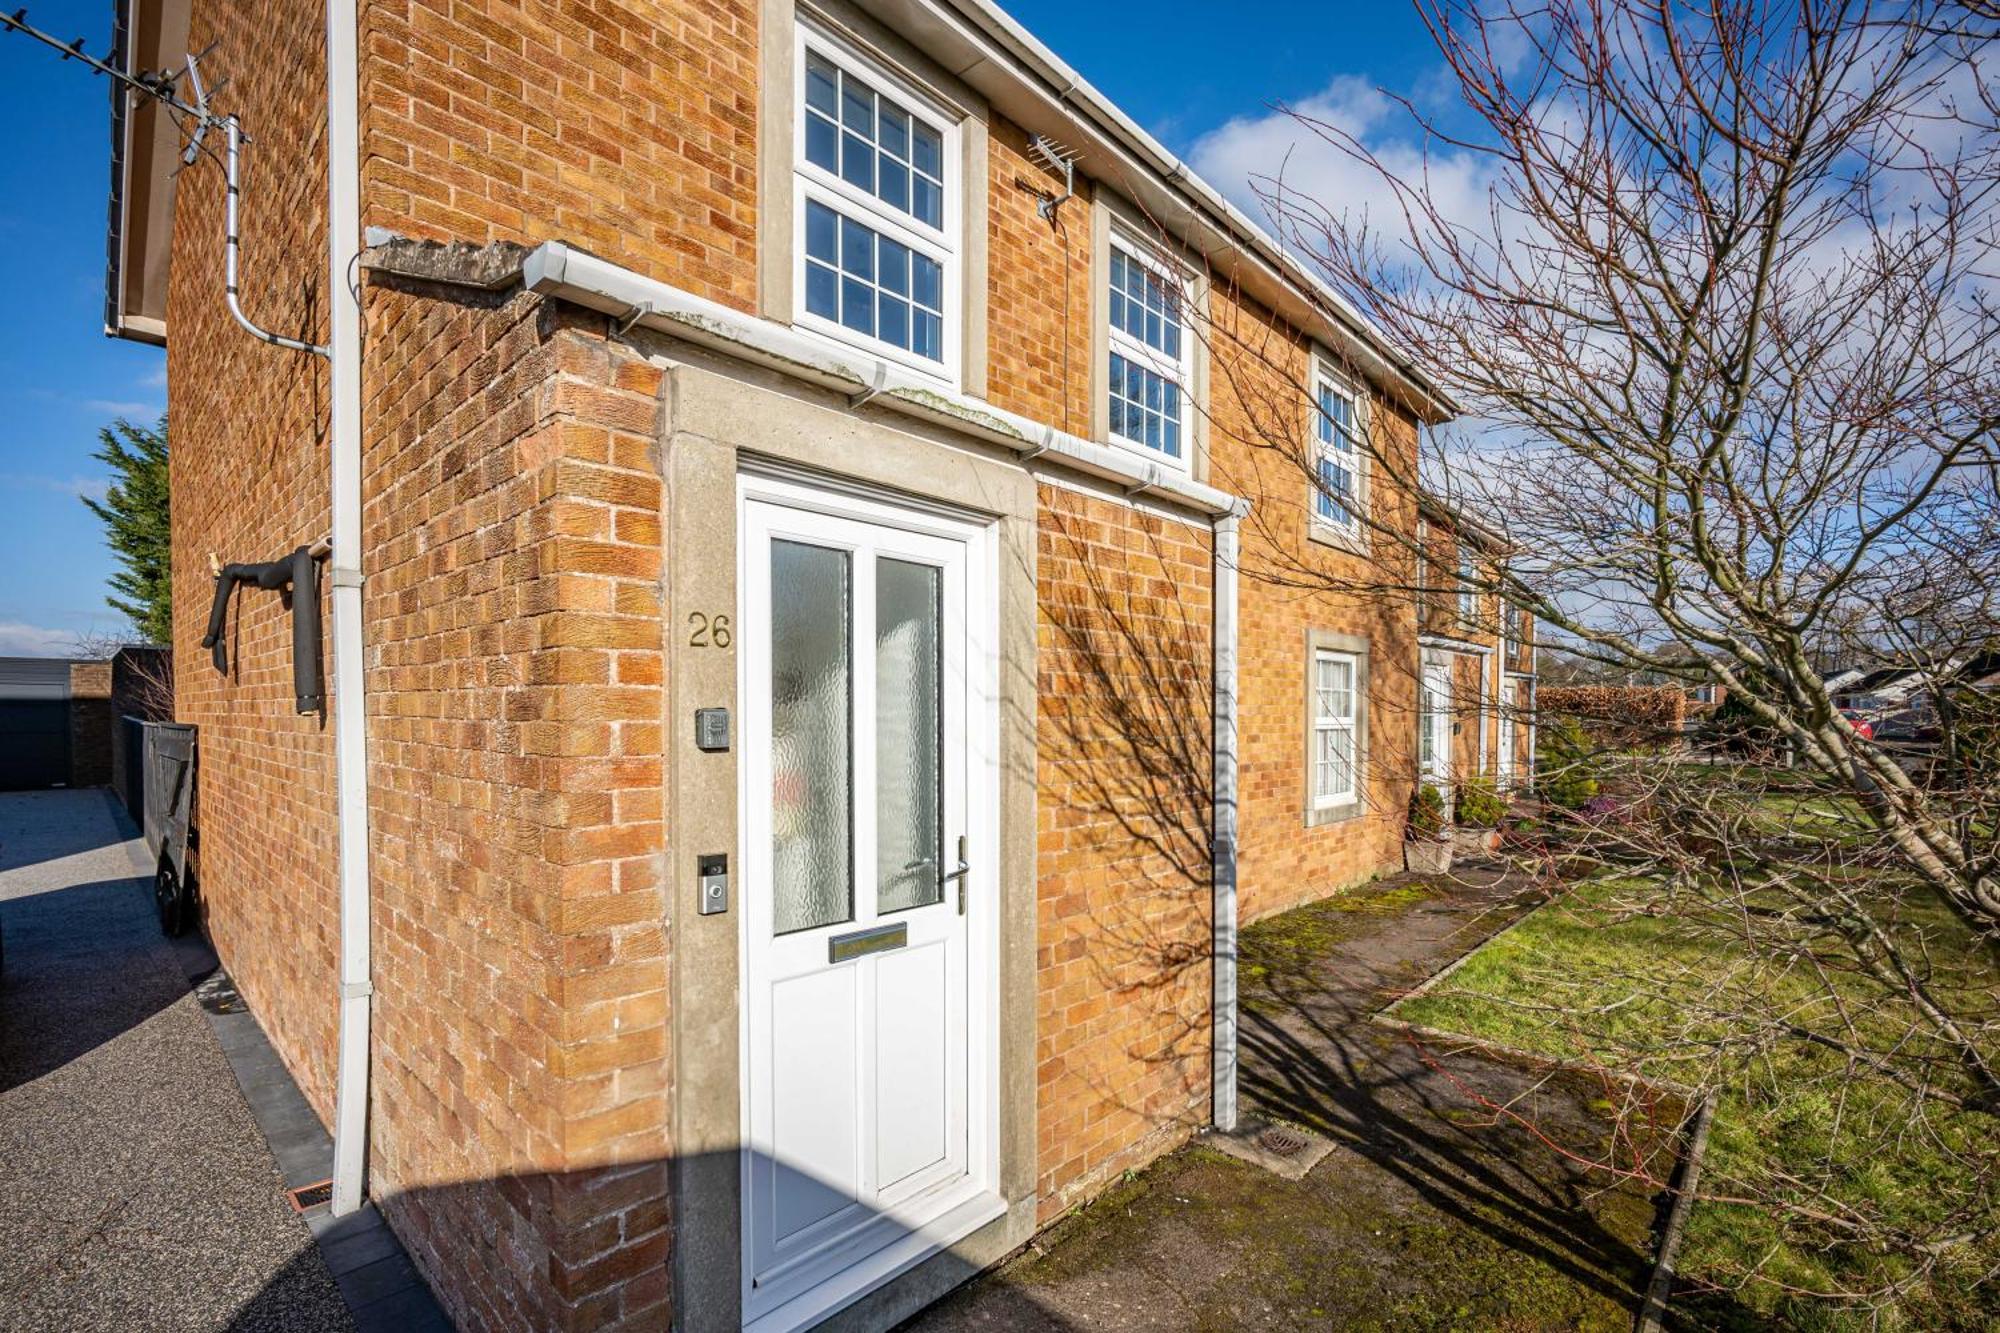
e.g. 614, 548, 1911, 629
0, 0, 165, 655
0, 0, 1448, 655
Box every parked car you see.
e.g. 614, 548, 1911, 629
1840, 709, 1875, 740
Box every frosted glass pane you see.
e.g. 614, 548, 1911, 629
772, 540, 853, 935
876, 558, 943, 914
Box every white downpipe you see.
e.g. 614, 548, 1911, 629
1210, 508, 1243, 1133
325, 0, 373, 1218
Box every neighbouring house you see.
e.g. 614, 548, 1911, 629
0, 656, 113, 791
105, 1, 1529, 1328
1412, 500, 1536, 799
1834, 650, 2000, 739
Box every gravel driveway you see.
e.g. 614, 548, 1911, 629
0, 789, 350, 1332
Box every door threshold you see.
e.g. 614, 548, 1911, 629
743, 1189, 1006, 1333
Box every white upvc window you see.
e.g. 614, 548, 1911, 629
1457, 543, 1479, 627
1106, 238, 1192, 466
794, 27, 960, 381
1310, 366, 1362, 535
1312, 649, 1360, 807
1415, 517, 1431, 618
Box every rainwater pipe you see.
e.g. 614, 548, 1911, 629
193, 6, 370, 1213
323, 0, 372, 1219
1211, 506, 1243, 1133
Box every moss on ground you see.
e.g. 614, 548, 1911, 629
1239, 878, 1442, 999
984, 1140, 1640, 1331
1394, 876, 1999, 1330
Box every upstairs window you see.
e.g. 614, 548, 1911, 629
1415, 518, 1431, 619
795, 32, 958, 376
1311, 369, 1361, 535
1106, 241, 1191, 464
1457, 544, 1479, 627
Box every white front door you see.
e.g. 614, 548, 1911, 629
1497, 678, 1518, 788
1419, 656, 1453, 787
738, 474, 1002, 1333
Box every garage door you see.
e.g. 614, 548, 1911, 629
0, 658, 72, 791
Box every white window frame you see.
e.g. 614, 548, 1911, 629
1309, 363, 1364, 539
1415, 517, 1431, 620
1311, 648, 1360, 809
1104, 233, 1194, 470
1457, 543, 1479, 627
792, 23, 962, 386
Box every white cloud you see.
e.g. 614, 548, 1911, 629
0, 622, 85, 657
1187, 73, 1499, 270
0, 472, 110, 502
84, 399, 162, 418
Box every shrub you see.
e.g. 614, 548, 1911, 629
1701, 690, 1783, 759
1455, 776, 1508, 827
1537, 717, 1601, 809
1538, 684, 1686, 751
1407, 782, 1449, 839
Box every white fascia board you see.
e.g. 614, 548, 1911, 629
522, 241, 1245, 520
856, 0, 1459, 424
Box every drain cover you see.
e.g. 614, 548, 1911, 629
1257, 1125, 1309, 1157
286, 1180, 334, 1212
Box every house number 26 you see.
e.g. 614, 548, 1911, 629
688, 612, 732, 649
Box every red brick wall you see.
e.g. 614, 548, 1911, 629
1034, 484, 1214, 1217
1201, 289, 1424, 922
359, 284, 672, 1331
163, 0, 1451, 1320
66, 661, 114, 789
170, 0, 345, 1118
985, 117, 1093, 433
168, 0, 672, 1323
359, 0, 760, 313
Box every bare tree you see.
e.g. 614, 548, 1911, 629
1256, 0, 2000, 928
1137, 0, 2000, 1316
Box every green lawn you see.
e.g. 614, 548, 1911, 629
1394, 873, 1999, 1331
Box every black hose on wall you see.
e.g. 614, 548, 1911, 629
199, 546, 324, 714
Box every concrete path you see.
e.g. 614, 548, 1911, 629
908, 863, 1673, 1331
0, 789, 351, 1332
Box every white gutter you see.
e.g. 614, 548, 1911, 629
898, 0, 1459, 424
1210, 508, 1242, 1133
325, 0, 373, 1218
518, 241, 1241, 519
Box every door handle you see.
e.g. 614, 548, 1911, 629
941, 835, 969, 913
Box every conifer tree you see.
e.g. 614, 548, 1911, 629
82, 415, 171, 645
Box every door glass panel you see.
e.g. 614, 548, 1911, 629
876, 557, 943, 913
771, 539, 853, 935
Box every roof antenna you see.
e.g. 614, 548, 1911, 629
1, 11, 324, 357
1027, 134, 1079, 224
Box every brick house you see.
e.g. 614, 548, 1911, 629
106, 0, 1528, 1328
1413, 500, 1536, 802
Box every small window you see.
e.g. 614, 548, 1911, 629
795, 30, 957, 376
1311, 369, 1361, 534
1312, 650, 1359, 807
1415, 519, 1431, 618
1106, 240, 1191, 464
1457, 544, 1478, 627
